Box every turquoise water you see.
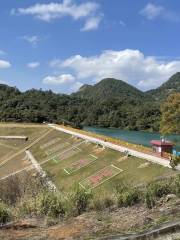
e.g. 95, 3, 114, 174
83, 126, 180, 151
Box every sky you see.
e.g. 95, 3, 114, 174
0, 0, 180, 94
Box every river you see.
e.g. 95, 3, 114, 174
83, 126, 180, 151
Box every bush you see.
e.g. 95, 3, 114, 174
91, 194, 115, 211
143, 191, 156, 209
171, 175, 180, 197
0, 202, 11, 224
143, 181, 171, 209
146, 182, 171, 198
71, 188, 92, 215
18, 192, 66, 219
117, 188, 140, 207
36, 192, 65, 218
170, 155, 180, 170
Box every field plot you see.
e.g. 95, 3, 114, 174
0, 152, 32, 179
0, 124, 49, 180
30, 130, 81, 163
42, 140, 176, 194
45, 142, 70, 155
0, 124, 178, 195
40, 137, 62, 149
64, 154, 97, 174
79, 164, 123, 190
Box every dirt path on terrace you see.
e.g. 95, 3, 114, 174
0, 129, 53, 169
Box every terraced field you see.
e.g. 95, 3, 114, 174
0, 123, 177, 194
0, 123, 49, 179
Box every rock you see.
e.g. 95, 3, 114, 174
165, 194, 177, 202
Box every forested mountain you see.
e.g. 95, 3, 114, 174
0, 73, 179, 131
146, 72, 180, 101
73, 78, 146, 101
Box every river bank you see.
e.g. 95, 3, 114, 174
83, 126, 180, 151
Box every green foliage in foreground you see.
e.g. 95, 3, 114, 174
1, 173, 180, 225
160, 93, 180, 135
0, 202, 11, 224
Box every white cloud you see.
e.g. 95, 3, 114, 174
81, 16, 102, 31
13, 0, 102, 31
22, 35, 40, 46
0, 59, 11, 69
43, 74, 75, 85
51, 49, 180, 90
27, 62, 40, 69
140, 3, 179, 21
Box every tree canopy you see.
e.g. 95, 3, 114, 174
160, 93, 180, 135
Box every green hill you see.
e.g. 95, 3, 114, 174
0, 73, 179, 131
146, 72, 180, 101
73, 78, 145, 101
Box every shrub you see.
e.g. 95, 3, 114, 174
19, 191, 66, 218
71, 188, 92, 215
143, 191, 156, 209
146, 182, 171, 199
117, 188, 140, 207
91, 194, 115, 211
170, 155, 180, 170
36, 192, 65, 218
0, 202, 11, 224
171, 175, 180, 197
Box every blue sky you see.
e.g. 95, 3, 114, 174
0, 0, 180, 93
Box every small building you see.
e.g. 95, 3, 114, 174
150, 139, 174, 158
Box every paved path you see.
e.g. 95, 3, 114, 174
26, 150, 57, 192
49, 124, 180, 170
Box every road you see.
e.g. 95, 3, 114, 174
26, 150, 57, 192
49, 124, 180, 170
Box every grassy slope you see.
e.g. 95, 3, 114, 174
0, 124, 49, 178
30, 128, 175, 194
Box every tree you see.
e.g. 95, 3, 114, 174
160, 93, 180, 135
170, 155, 180, 170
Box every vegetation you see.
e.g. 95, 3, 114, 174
0, 202, 11, 224
160, 93, 180, 135
170, 155, 180, 170
1, 173, 180, 225
0, 72, 179, 131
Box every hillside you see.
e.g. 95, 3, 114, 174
73, 78, 146, 101
146, 72, 180, 101
0, 73, 179, 131
0, 123, 180, 240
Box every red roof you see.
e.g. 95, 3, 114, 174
150, 140, 174, 146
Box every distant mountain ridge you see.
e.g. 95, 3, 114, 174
146, 72, 180, 100
0, 72, 179, 131
73, 78, 145, 101
73, 73, 180, 102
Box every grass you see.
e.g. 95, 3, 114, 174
30, 128, 176, 194
0, 123, 178, 195
0, 123, 49, 178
